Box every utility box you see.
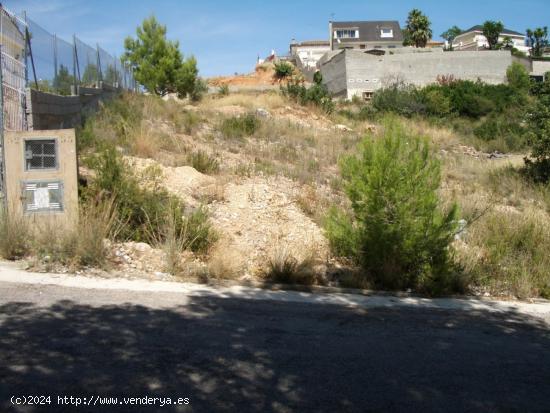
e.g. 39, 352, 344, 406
3, 129, 78, 228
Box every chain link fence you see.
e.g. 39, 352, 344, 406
26, 17, 136, 94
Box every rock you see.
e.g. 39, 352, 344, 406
132, 242, 152, 253
256, 108, 271, 118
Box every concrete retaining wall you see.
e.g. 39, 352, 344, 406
320, 49, 528, 99
26, 84, 121, 130
532, 60, 550, 77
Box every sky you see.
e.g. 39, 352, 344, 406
6, 0, 550, 77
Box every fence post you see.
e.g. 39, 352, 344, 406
53, 34, 58, 84
72, 35, 79, 95
73, 35, 81, 84
0, 43, 6, 210
96, 44, 102, 86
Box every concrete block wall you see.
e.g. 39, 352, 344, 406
318, 50, 348, 97
532, 60, 550, 77
321, 49, 523, 99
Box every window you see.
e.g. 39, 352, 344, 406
335, 29, 358, 39
25, 139, 57, 170
22, 181, 64, 213
362, 91, 374, 101
380, 28, 393, 38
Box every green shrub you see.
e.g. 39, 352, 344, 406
525, 77, 550, 181
281, 81, 334, 114
218, 84, 230, 96
372, 83, 425, 117
313, 71, 323, 85
506, 62, 530, 92
422, 89, 452, 116
273, 61, 294, 80
219, 113, 260, 140
188, 150, 220, 174
82, 144, 216, 250
325, 118, 460, 294
474, 112, 526, 151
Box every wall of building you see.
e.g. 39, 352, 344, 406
3, 129, 79, 229
318, 50, 348, 97
532, 60, 550, 77
322, 49, 519, 99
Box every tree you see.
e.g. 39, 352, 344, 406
313, 71, 323, 85
506, 62, 530, 92
440, 26, 462, 50
123, 15, 200, 98
325, 119, 459, 293
527, 27, 549, 58
52, 64, 75, 95
482, 21, 504, 50
525, 75, 550, 181
405, 9, 432, 48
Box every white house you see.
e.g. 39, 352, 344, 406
289, 40, 331, 70
453, 25, 529, 53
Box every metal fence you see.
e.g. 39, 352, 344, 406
26, 17, 136, 94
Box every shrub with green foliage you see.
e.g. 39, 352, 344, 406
325, 119, 460, 294
188, 150, 220, 174
506, 62, 530, 92
372, 83, 425, 117
525, 76, 550, 181
219, 113, 260, 140
82, 143, 216, 252
273, 61, 294, 80
281, 80, 334, 114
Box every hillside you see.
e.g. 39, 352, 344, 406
4, 86, 550, 299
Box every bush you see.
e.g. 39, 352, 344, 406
506, 62, 530, 92
281, 80, 334, 114
273, 61, 294, 80
263, 247, 317, 285
219, 113, 260, 140
422, 89, 451, 116
474, 112, 526, 151
372, 83, 425, 117
313, 71, 323, 85
325, 118, 460, 294
525, 77, 550, 181
82, 144, 217, 251
217, 84, 230, 96
188, 150, 220, 174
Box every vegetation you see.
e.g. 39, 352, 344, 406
123, 15, 200, 98
405, 9, 432, 48
273, 61, 294, 80
527, 27, 548, 58
82, 63, 99, 86
219, 113, 261, 140
52, 64, 75, 95
325, 119, 460, 294
525, 76, 550, 181
482, 21, 504, 50
263, 247, 317, 286
441, 26, 462, 51
281, 78, 334, 114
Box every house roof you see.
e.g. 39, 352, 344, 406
292, 40, 330, 47
331, 21, 403, 42
461, 25, 525, 37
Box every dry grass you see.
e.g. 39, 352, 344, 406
199, 91, 286, 112
262, 244, 319, 286
0, 207, 31, 260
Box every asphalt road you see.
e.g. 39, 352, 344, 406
1, 281, 549, 413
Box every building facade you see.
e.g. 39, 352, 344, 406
329, 21, 403, 51
319, 49, 530, 100
289, 40, 330, 70
453, 26, 529, 53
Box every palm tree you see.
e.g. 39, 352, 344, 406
441, 26, 462, 50
482, 21, 504, 50
405, 9, 432, 48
